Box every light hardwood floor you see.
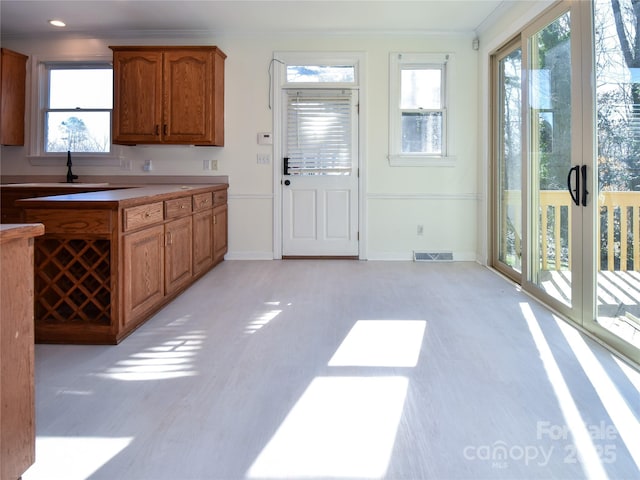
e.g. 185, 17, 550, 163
23, 261, 640, 480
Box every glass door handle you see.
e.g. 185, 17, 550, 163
283, 157, 290, 175
581, 165, 589, 206
567, 165, 580, 206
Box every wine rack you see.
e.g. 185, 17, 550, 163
34, 238, 111, 326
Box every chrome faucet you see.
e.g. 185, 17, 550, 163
66, 151, 78, 183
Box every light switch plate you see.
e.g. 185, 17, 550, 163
257, 153, 271, 164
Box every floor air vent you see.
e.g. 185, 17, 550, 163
413, 251, 454, 262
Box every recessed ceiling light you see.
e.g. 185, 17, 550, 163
48, 19, 66, 28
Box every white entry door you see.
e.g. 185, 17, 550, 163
282, 89, 359, 257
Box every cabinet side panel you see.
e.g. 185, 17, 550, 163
212, 49, 225, 146
0, 237, 35, 479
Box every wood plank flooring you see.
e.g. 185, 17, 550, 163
23, 261, 640, 480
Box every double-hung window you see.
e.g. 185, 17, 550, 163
389, 53, 453, 165
38, 62, 113, 155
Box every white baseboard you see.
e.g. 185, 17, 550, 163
224, 251, 274, 261
224, 250, 479, 262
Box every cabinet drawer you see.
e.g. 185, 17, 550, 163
164, 196, 192, 219
213, 189, 227, 207
192, 192, 213, 211
123, 202, 163, 231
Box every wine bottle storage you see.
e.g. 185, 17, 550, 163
34, 238, 111, 326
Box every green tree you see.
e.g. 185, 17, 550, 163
610, 0, 640, 190
47, 116, 107, 152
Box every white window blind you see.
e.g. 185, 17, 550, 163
285, 90, 353, 175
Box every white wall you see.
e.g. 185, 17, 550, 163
1, 31, 482, 261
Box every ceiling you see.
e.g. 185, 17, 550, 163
0, 0, 511, 39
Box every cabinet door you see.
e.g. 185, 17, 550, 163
213, 204, 228, 264
163, 50, 214, 144
123, 225, 164, 326
0, 48, 28, 146
165, 216, 193, 295
112, 50, 163, 144
193, 209, 214, 275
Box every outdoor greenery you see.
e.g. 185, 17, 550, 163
500, 0, 639, 271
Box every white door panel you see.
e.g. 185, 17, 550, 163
290, 189, 317, 239
282, 89, 359, 256
325, 189, 351, 239
283, 176, 357, 255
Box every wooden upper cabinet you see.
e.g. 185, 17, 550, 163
110, 46, 226, 146
111, 50, 163, 144
0, 48, 28, 146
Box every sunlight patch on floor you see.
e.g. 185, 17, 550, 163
245, 302, 283, 334
614, 356, 640, 392
97, 332, 205, 381
329, 320, 426, 367
520, 302, 608, 479
23, 436, 133, 480
554, 316, 640, 471
246, 376, 409, 479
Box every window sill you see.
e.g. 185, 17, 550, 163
388, 154, 456, 167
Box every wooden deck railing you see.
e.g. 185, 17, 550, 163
501, 190, 640, 271
599, 191, 640, 271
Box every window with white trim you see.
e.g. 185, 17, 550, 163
389, 53, 453, 166
37, 62, 112, 155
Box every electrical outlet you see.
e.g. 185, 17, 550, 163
203, 159, 218, 171
417, 224, 424, 236
120, 159, 132, 171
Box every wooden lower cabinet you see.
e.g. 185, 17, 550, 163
20, 184, 228, 344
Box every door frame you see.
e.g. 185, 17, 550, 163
271, 51, 368, 260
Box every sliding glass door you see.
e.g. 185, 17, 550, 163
494, 41, 523, 277
527, 8, 579, 313
592, 0, 640, 357
492, 0, 639, 364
